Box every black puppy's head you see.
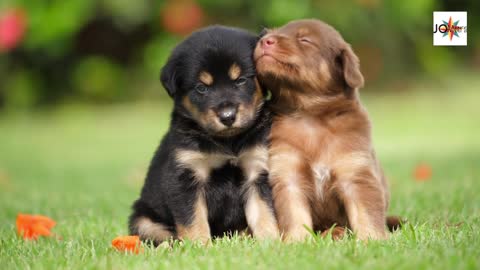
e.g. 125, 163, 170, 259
161, 26, 264, 137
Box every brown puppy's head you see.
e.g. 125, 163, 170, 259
254, 19, 364, 97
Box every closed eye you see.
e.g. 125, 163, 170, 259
298, 37, 312, 44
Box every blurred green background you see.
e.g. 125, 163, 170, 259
0, 0, 479, 109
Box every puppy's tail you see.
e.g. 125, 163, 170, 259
386, 215, 407, 232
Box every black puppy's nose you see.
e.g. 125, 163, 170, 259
217, 106, 237, 127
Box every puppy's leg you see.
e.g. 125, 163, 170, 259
130, 216, 174, 244
129, 200, 174, 244
244, 176, 279, 240
269, 145, 313, 242
175, 191, 211, 244
338, 171, 388, 240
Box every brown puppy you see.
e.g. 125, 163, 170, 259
254, 19, 392, 241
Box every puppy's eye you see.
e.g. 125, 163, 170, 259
298, 37, 312, 44
195, 84, 208, 94
235, 77, 247, 86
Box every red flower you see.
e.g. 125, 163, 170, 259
112, 235, 143, 254
0, 8, 27, 52
16, 214, 56, 240
161, 0, 204, 36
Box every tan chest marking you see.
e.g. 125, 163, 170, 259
175, 146, 268, 185
176, 150, 232, 184
238, 146, 269, 184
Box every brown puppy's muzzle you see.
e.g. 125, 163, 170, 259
260, 36, 277, 49
255, 35, 280, 62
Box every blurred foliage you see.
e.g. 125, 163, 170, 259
0, 0, 479, 110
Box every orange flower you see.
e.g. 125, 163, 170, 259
414, 163, 432, 181
16, 214, 56, 240
112, 235, 143, 254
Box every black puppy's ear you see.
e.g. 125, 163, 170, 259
259, 27, 269, 39
339, 45, 364, 90
160, 59, 178, 98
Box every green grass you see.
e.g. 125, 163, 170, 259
1, 76, 479, 269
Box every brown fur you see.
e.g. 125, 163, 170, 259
320, 226, 347, 240
133, 217, 175, 243
255, 19, 391, 241
199, 71, 214, 85
176, 192, 211, 244
182, 96, 223, 134
228, 63, 242, 80
245, 187, 280, 239
235, 79, 265, 131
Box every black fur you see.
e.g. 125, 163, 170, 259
129, 26, 275, 244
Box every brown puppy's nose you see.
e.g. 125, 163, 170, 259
261, 36, 277, 48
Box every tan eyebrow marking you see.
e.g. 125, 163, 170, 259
228, 63, 241, 80
199, 71, 213, 85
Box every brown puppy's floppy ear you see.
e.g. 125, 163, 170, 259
340, 45, 364, 89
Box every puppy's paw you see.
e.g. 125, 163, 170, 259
386, 215, 407, 232
283, 227, 312, 243
253, 224, 280, 240
356, 229, 389, 241
181, 235, 211, 246
320, 227, 347, 240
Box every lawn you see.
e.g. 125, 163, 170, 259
1, 75, 479, 270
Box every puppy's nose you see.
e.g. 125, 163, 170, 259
217, 106, 237, 127
261, 36, 276, 47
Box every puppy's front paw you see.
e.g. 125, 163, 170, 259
252, 224, 280, 240
320, 226, 347, 240
176, 223, 211, 245
356, 229, 388, 241
283, 227, 312, 243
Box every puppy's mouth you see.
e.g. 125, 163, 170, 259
212, 126, 246, 138
209, 114, 257, 138
254, 49, 298, 74
204, 117, 250, 138
255, 50, 283, 64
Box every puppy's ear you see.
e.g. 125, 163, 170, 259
259, 28, 269, 39
160, 59, 178, 98
339, 45, 364, 90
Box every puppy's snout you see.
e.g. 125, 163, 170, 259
216, 106, 237, 127
261, 36, 277, 48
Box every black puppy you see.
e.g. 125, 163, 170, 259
129, 26, 279, 244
